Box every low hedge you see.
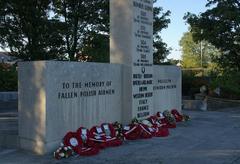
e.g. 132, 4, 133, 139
182, 71, 209, 98
0, 63, 18, 91
210, 72, 240, 100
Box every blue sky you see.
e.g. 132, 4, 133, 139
155, 0, 209, 60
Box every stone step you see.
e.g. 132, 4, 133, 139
0, 148, 18, 156
0, 117, 18, 134
0, 134, 19, 148
182, 100, 205, 111
0, 112, 18, 118
0, 114, 19, 149
0, 100, 17, 109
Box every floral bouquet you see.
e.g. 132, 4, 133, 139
163, 110, 176, 125
182, 114, 190, 121
53, 143, 74, 160
113, 121, 124, 140
131, 117, 139, 125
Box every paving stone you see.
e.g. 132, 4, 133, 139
0, 108, 240, 164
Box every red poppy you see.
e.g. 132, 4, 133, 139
89, 126, 107, 149
123, 124, 141, 140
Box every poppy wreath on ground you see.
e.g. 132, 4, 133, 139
63, 131, 82, 153
76, 127, 92, 146
146, 116, 169, 137
75, 127, 99, 156
138, 123, 153, 139
132, 119, 153, 139
89, 126, 107, 149
123, 124, 141, 140
171, 109, 183, 122
155, 112, 168, 128
162, 110, 177, 128
148, 115, 167, 128
141, 120, 157, 137
155, 125, 169, 137
101, 123, 123, 147
112, 121, 124, 140
53, 143, 74, 160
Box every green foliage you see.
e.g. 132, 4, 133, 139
182, 70, 209, 97
180, 32, 201, 68
153, 3, 171, 64
0, 0, 65, 60
182, 71, 195, 96
0, 64, 17, 91
0, 0, 171, 62
52, 0, 109, 61
184, 0, 240, 72
210, 72, 240, 99
81, 32, 109, 63
180, 31, 221, 68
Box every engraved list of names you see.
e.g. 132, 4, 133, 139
132, 0, 153, 119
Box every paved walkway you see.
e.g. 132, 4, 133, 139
0, 108, 240, 164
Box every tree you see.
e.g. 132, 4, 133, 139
180, 32, 201, 68
153, 1, 171, 64
52, 0, 109, 61
0, 0, 65, 60
184, 0, 240, 72
180, 31, 220, 68
0, 0, 171, 62
80, 32, 109, 63
53, 0, 171, 63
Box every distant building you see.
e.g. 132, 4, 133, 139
0, 52, 21, 65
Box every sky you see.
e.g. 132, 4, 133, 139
155, 0, 209, 60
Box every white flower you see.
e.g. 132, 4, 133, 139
59, 153, 65, 157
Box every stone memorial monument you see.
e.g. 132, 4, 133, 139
18, 0, 181, 154
18, 62, 123, 154
110, 0, 154, 123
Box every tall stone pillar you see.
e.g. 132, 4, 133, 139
110, 0, 154, 123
